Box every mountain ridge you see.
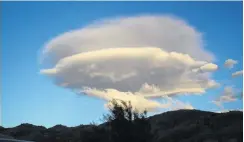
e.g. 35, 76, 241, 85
1, 109, 242, 142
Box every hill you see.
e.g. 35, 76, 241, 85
1, 110, 242, 142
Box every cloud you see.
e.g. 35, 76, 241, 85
82, 88, 194, 112
163, 96, 194, 110
138, 81, 220, 98
232, 70, 243, 78
138, 83, 161, 94
215, 108, 243, 113
41, 47, 218, 94
212, 86, 239, 108
40, 15, 218, 111
206, 80, 221, 89
224, 59, 238, 69
82, 88, 171, 112
192, 63, 218, 73
41, 15, 214, 65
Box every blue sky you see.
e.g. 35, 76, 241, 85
2, 2, 243, 128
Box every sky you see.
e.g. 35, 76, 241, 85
2, 1, 243, 128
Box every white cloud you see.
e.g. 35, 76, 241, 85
212, 100, 223, 108
192, 63, 218, 73
41, 15, 214, 65
224, 59, 238, 69
41, 47, 218, 95
206, 80, 221, 89
232, 70, 243, 78
140, 88, 205, 98
138, 83, 161, 94
82, 88, 171, 112
212, 86, 238, 108
163, 96, 194, 110
82, 88, 194, 112
215, 108, 243, 113
40, 15, 218, 112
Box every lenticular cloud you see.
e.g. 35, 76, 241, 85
40, 15, 218, 111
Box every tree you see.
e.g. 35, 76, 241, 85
104, 99, 152, 142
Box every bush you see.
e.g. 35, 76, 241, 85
104, 99, 153, 142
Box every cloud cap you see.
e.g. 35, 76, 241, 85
40, 15, 218, 111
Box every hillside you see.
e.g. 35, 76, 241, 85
1, 110, 242, 142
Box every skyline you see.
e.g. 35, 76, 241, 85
2, 1, 243, 128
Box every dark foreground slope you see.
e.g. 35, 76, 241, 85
1, 110, 242, 142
